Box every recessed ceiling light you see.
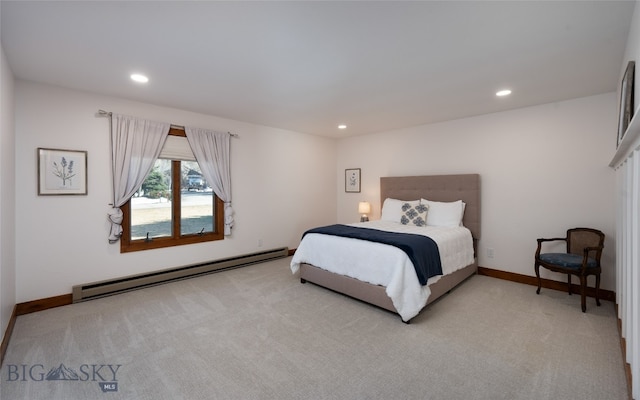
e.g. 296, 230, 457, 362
338, 124, 347, 129
496, 89, 512, 97
130, 73, 149, 83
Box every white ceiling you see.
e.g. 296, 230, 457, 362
1, 1, 635, 137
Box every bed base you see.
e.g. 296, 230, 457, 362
299, 261, 478, 323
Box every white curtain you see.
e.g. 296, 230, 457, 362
108, 114, 170, 243
185, 127, 234, 235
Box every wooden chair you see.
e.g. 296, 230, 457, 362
534, 228, 604, 312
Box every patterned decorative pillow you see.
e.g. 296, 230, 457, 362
400, 202, 428, 227
381, 198, 420, 223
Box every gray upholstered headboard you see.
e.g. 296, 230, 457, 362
380, 174, 481, 240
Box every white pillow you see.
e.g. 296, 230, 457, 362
421, 199, 465, 227
381, 198, 420, 223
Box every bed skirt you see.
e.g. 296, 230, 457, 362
299, 260, 478, 322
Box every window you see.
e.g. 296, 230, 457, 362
120, 128, 224, 252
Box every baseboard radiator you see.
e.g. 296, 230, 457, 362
72, 247, 289, 303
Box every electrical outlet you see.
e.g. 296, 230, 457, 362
486, 248, 494, 258
257, 239, 263, 247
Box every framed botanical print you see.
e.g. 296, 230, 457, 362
617, 61, 635, 147
38, 148, 88, 195
345, 168, 361, 193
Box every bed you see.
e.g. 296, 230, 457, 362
290, 174, 480, 323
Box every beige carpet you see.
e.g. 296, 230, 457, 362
1, 257, 629, 400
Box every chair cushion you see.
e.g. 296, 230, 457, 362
539, 253, 597, 269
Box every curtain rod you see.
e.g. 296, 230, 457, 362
97, 110, 238, 137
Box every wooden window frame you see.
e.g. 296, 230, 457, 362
120, 128, 225, 253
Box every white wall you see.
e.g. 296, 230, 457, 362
1, 45, 16, 337
14, 81, 337, 302
337, 93, 617, 290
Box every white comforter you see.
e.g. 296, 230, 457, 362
290, 220, 475, 321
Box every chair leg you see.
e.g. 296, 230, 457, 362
567, 274, 572, 295
535, 263, 541, 294
580, 276, 587, 312
595, 274, 601, 307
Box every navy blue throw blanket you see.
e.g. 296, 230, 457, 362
303, 224, 442, 285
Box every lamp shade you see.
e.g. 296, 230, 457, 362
358, 201, 371, 214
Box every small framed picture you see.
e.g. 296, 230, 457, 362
38, 148, 88, 195
617, 61, 635, 147
345, 168, 361, 193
